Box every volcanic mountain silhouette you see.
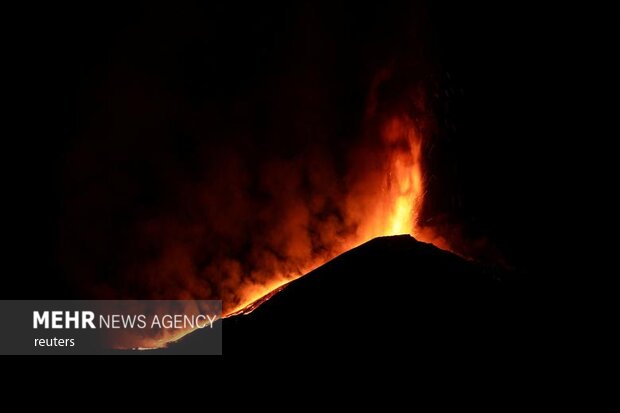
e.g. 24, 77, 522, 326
170, 235, 529, 356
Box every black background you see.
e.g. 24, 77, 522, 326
2, 1, 607, 308
1, 1, 614, 388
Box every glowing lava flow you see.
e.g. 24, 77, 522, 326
228, 114, 428, 316
135, 113, 430, 348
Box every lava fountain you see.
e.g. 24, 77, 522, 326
229, 112, 432, 316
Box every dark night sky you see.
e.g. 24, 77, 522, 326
2, 0, 604, 299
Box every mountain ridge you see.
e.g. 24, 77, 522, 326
167, 235, 525, 357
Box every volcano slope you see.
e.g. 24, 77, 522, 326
170, 235, 536, 357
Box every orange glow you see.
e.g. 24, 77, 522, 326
124, 112, 436, 348
368, 116, 424, 239
227, 113, 431, 316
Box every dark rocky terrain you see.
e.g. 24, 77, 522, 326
171, 235, 538, 359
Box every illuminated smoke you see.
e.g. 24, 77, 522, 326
61, 63, 448, 316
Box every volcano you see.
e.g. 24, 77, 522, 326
168, 235, 526, 356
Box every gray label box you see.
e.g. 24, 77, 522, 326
0, 300, 222, 355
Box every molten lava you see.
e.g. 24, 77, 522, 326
364, 115, 424, 239
229, 113, 431, 316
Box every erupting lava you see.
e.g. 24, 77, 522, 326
363, 115, 424, 239
61, 61, 446, 349
229, 113, 430, 316
55, 3, 458, 350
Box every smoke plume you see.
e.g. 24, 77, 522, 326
60, 3, 447, 313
